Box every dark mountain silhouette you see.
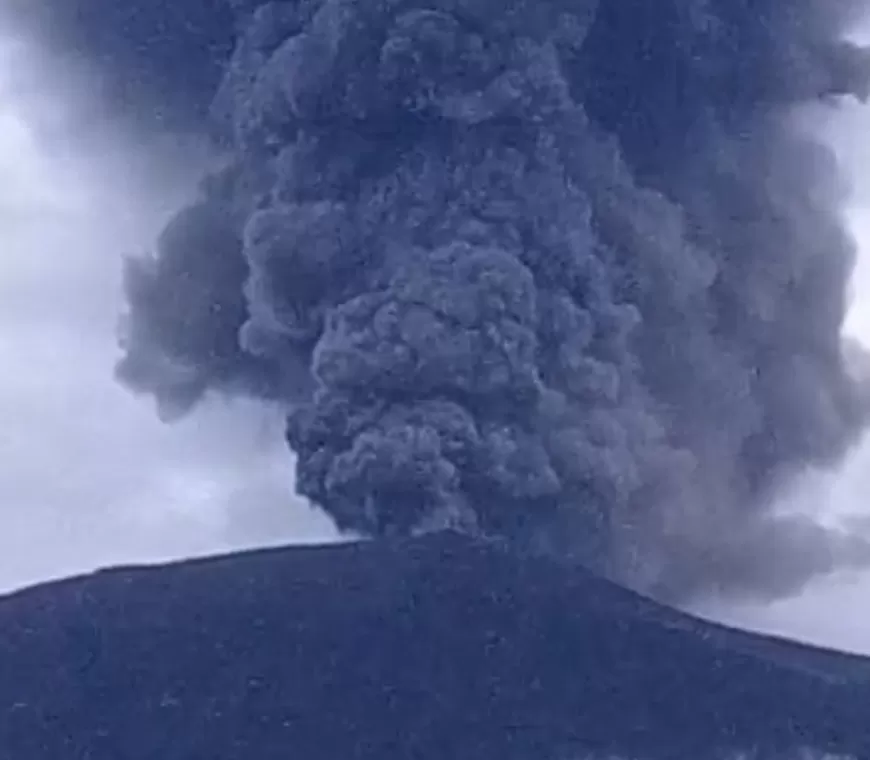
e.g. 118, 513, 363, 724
1, 532, 868, 759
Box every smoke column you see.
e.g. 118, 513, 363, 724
13, 0, 870, 601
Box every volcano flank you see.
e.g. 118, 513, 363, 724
2, 533, 870, 759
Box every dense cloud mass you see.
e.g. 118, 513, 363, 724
18, 0, 870, 600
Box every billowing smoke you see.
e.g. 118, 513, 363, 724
18, 0, 870, 601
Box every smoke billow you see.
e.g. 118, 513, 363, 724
19, 0, 870, 601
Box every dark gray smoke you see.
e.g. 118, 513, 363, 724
19, 0, 870, 601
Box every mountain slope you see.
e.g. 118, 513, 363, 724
1, 532, 868, 759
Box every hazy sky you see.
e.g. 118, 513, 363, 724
2, 20, 870, 655
0, 31, 338, 594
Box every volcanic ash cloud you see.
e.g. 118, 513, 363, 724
116, 0, 870, 602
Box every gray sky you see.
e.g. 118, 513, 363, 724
2, 22, 870, 656
0, 31, 338, 594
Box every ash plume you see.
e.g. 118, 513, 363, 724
23, 0, 870, 601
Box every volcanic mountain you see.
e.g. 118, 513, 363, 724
1, 532, 868, 759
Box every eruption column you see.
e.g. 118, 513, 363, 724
117, 0, 870, 601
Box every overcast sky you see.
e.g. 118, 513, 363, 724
0, 30, 338, 594
3, 21, 870, 656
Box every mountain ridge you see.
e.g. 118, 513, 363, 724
2, 531, 869, 759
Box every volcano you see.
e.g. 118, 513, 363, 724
1, 533, 868, 759
3, 2, 870, 756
